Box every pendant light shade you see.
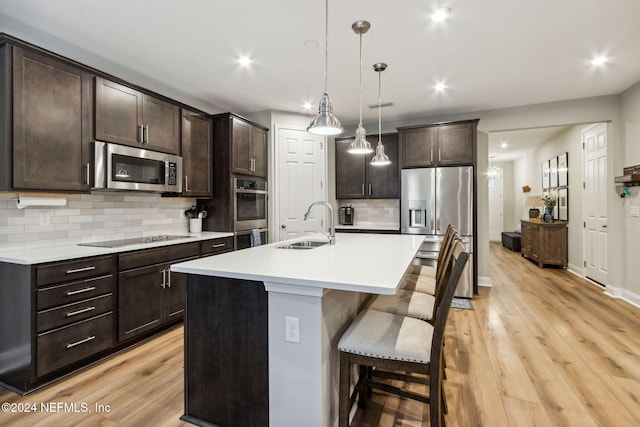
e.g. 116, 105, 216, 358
370, 62, 391, 166
308, 0, 343, 136
347, 20, 373, 154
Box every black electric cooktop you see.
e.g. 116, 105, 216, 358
78, 234, 190, 248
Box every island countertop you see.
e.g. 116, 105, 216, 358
171, 232, 424, 295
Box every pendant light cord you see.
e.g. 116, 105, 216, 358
378, 68, 382, 142
358, 32, 363, 127
323, 0, 329, 93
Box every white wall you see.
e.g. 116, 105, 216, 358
620, 81, 640, 303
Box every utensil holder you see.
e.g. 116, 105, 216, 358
189, 218, 202, 234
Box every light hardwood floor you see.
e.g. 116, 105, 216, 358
1, 242, 639, 426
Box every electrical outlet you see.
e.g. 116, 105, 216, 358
285, 316, 300, 343
39, 211, 51, 226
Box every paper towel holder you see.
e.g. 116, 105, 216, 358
14, 193, 68, 209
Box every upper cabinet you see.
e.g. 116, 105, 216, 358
398, 120, 478, 168
95, 77, 180, 155
231, 116, 268, 177
0, 43, 93, 192
181, 109, 213, 197
335, 133, 399, 199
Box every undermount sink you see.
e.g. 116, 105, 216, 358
277, 240, 329, 250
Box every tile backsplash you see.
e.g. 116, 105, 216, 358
0, 192, 198, 250
338, 199, 399, 229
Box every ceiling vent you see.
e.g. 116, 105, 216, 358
368, 102, 394, 109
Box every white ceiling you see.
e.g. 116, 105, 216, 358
489, 126, 570, 161
1, 0, 640, 155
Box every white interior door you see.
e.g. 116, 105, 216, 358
276, 128, 325, 241
488, 170, 503, 241
583, 123, 607, 284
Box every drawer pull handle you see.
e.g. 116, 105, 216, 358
66, 286, 96, 296
66, 335, 96, 349
66, 306, 96, 317
212, 243, 226, 248
66, 266, 96, 274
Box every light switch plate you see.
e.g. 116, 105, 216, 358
631, 206, 640, 217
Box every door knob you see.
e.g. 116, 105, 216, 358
281, 224, 286, 229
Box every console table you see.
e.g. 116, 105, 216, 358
520, 220, 568, 268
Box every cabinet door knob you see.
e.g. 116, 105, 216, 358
281, 224, 286, 229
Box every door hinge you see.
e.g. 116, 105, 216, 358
320, 180, 323, 189
320, 142, 324, 149
584, 260, 586, 267
583, 221, 586, 228
583, 182, 586, 189
582, 142, 585, 150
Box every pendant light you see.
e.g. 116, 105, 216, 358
347, 20, 373, 154
307, 0, 343, 136
487, 156, 501, 178
370, 63, 391, 166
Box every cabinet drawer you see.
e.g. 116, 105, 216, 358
38, 274, 115, 310
37, 256, 115, 287
37, 312, 114, 377
200, 237, 233, 256
119, 242, 200, 271
38, 294, 114, 332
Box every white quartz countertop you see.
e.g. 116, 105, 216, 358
335, 224, 399, 231
0, 232, 234, 265
171, 232, 424, 295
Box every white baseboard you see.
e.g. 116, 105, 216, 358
605, 285, 640, 309
567, 263, 584, 277
478, 275, 492, 287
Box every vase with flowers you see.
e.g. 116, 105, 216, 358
542, 191, 557, 222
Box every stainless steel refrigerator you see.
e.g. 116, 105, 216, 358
401, 167, 475, 298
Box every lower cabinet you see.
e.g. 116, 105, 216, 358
118, 243, 200, 342
0, 236, 233, 393
35, 256, 117, 378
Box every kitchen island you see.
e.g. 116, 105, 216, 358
171, 232, 423, 427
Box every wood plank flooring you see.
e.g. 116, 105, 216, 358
1, 242, 639, 426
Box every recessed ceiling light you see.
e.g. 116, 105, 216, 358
591, 55, 608, 67
431, 7, 451, 23
434, 82, 447, 92
500, 142, 508, 149
303, 101, 313, 110
237, 56, 253, 67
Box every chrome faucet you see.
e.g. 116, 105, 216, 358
303, 201, 336, 244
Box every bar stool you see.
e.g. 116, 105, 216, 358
368, 235, 460, 323
402, 225, 458, 296
338, 243, 469, 427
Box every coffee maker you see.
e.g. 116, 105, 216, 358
339, 206, 354, 225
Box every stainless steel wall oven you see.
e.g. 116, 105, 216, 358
234, 178, 268, 231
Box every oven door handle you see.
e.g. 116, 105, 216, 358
234, 189, 268, 195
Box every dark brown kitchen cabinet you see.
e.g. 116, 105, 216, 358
118, 242, 200, 342
0, 254, 118, 392
398, 120, 478, 168
335, 133, 399, 199
182, 109, 213, 197
229, 115, 268, 177
95, 77, 180, 155
1, 44, 93, 191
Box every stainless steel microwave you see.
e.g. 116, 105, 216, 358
93, 141, 182, 193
